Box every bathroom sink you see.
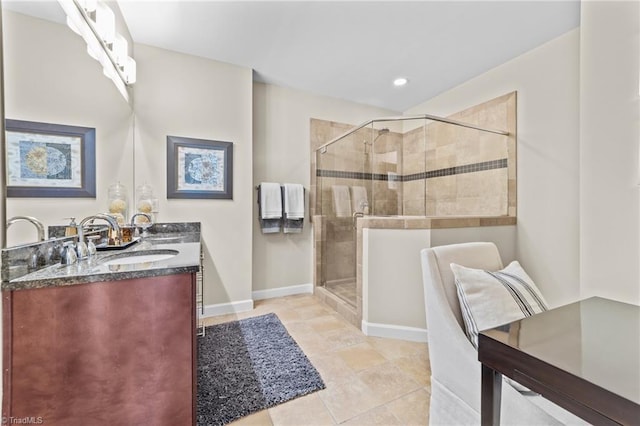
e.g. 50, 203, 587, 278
143, 235, 182, 243
102, 249, 179, 266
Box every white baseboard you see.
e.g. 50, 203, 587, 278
199, 284, 313, 318
252, 283, 313, 301
201, 299, 254, 318
361, 320, 428, 343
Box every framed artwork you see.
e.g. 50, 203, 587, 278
166, 135, 233, 199
5, 119, 96, 198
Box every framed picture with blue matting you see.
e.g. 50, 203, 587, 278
5, 119, 96, 198
166, 135, 233, 199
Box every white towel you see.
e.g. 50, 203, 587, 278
283, 183, 304, 219
350, 186, 369, 213
332, 185, 351, 217
259, 182, 282, 219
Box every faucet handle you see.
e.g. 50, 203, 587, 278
86, 235, 100, 256
61, 242, 78, 265
76, 241, 89, 260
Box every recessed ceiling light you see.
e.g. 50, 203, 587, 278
393, 77, 408, 87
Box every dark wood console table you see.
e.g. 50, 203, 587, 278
479, 297, 640, 425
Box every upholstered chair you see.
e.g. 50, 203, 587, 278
420, 242, 586, 425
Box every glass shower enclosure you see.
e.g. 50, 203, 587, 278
314, 115, 510, 308
315, 120, 402, 306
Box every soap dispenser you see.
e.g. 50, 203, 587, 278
64, 217, 78, 237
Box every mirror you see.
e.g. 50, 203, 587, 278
2, 1, 134, 247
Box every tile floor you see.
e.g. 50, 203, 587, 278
201, 294, 431, 425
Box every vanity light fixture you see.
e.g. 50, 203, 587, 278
393, 77, 408, 87
57, 0, 136, 101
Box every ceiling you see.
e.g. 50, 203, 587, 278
5, 1, 581, 112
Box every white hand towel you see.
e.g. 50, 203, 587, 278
260, 182, 282, 219
332, 185, 352, 217
283, 183, 305, 219
350, 186, 368, 213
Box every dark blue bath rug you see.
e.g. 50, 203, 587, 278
196, 313, 325, 425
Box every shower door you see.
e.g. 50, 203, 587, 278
316, 125, 373, 307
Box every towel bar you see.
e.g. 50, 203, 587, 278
255, 184, 305, 190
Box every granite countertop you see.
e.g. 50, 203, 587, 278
2, 225, 202, 291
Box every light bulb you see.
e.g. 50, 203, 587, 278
393, 77, 408, 87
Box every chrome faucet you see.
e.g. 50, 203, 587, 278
131, 213, 153, 238
6, 216, 45, 242
77, 214, 121, 258
130, 213, 152, 226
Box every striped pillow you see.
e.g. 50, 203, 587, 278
451, 260, 548, 349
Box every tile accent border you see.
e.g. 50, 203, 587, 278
317, 158, 507, 182
405, 158, 507, 181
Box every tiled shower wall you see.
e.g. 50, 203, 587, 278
310, 92, 516, 304
371, 131, 403, 215
402, 126, 426, 215
310, 92, 516, 219
311, 124, 405, 287
418, 92, 516, 216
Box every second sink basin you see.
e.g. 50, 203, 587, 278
143, 235, 182, 243
102, 249, 179, 266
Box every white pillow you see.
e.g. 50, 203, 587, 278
451, 260, 548, 349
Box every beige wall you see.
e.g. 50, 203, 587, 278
363, 228, 431, 330
3, 11, 134, 247
252, 82, 395, 292
134, 44, 253, 304
406, 29, 581, 308
403, 3, 640, 308
580, 1, 640, 305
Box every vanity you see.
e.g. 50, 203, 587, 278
1, 223, 201, 425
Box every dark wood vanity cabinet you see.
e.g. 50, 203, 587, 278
2, 273, 196, 426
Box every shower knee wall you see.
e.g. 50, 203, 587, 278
361, 223, 516, 342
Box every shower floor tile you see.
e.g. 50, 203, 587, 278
324, 280, 357, 307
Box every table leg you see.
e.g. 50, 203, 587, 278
481, 364, 502, 426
